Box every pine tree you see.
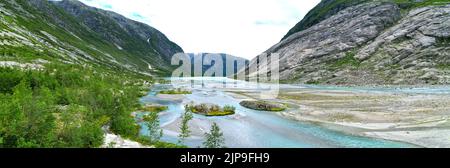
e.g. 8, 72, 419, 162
178, 105, 193, 144
143, 111, 163, 143
203, 122, 225, 148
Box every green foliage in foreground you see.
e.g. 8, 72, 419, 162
203, 122, 225, 148
142, 111, 163, 143
178, 106, 194, 145
0, 64, 148, 147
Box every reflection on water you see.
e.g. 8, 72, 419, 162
138, 77, 420, 148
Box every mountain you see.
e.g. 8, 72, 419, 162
0, 0, 186, 147
187, 53, 248, 77
247, 0, 450, 85
0, 0, 183, 76
281, 0, 367, 41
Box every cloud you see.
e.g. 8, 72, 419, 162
78, 0, 320, 59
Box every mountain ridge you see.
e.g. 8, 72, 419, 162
247, 0, 450, 85
1, 0, 183, 76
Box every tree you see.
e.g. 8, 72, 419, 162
178, 105, 193, 144
143, 112, 163, 143
203, 122, 225, 148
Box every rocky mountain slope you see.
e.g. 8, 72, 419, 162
0, 0, 183, 76
249, 0, 450, 85
282, 0, 368, 41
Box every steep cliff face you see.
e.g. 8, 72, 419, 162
50, 0, 183, 64
250, 1, 450, 85
282, 0, 368, 41
0, 0, 183, 76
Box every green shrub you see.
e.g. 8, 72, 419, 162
0, 63, 147, 147
186, 103, 236, 116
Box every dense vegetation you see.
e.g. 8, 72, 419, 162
0, 63, 150, 147
0, 0, 189, 148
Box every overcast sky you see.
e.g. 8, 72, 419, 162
79, 0, 320, 59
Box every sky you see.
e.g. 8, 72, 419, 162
78, 0, 320, 59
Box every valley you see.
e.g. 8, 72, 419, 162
1, 0, 450, 148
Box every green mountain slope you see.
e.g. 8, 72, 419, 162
0, 0, 184, 148
1, 0, 183, 76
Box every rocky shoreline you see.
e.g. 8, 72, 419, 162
228, 86, 450, 148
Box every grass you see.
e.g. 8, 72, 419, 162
205, 111, 236, 116
330, 51, 361, 69
158, 88, 192, 95
437, 63, 450, 70
436, 36, 450, 47
3, 15, 14, 24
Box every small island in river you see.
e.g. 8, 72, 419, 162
186, 103, 236, 116
158, 88, 192, 95
239, 100, 287, 112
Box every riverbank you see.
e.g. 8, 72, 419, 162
140, 79, 420, 147
227, 87, 450, 148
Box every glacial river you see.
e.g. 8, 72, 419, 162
138, 77, 428, 148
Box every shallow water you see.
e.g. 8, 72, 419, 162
138, 77, 419, 148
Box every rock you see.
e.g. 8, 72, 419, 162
243, 2, 450, 85
101, 126, 153, 148
419, 71, 438, 81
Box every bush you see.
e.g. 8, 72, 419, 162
223, 105, 236, 112
186, 103, 236, 116
0, 63, 148, 147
